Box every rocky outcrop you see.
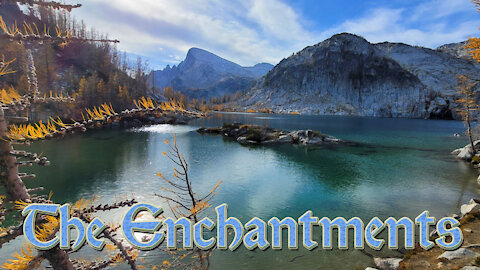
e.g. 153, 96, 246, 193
399, 197, 480, 269
461, 199, 480, 217
197, 123, 342, 146
242, 33, 480, 119
150, 48, 273, 98
451, 140, 480, 162
374, 258, 402, 270
375, 41, 480, 119
437, 248, 479, 260
437, 41, 472, 60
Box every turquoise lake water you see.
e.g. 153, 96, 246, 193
2, 113, 479, 269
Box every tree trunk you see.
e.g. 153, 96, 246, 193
467, 113, 476, 155
26, 49, 38, 121
0, 107, 30, 202
41, 247, 74, 270
1, 109, 73, 269
26, 49, 38, 98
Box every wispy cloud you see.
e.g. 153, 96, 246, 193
328, 0, 480, 47
72, 0, 317, 68
71, 0, 480, 69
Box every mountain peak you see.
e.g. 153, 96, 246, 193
243, 33, 480, 119
331, 32, 365, 40
322, 33, 369, 45
185, 47, 226, 64
308, 32, 373, 56
151, 47, 273, 97
186, 47, 213, 56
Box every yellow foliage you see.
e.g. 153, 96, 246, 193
7, 117, 68, 141
260, 108, 273, 114
190, 201, 210, 216
0, 15, 71, 40
466, 2, 480, 61
0, 56, 15, 76
199, 105, 209, 113
35, 216, 60, 242
14, 200, 31, 211
134, 96, 155, 110
211, 104, 224, 111
13, 199, 59, 242
40, 91, 72, 102
72, 196, 99, 212
0, 244, 42, 270
160, 99, 186, 112
465, 37, 480, 61
159, 134, 222, 220
84, 103, 116, 121
456, 75, 478, 120
0, 87, 21, 104
133, 96, 187, 112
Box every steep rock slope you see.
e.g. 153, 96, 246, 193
243, 33, 480, 119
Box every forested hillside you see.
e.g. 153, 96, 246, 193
0, 2, 151, 118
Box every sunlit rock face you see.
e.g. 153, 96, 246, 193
437, 41, 471, 60
243, 33, 480, 119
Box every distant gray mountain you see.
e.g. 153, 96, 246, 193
241, 33, 480, 119
150, 48, 273, 98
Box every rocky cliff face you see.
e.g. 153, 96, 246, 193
150, 48, 273, 98
437, 41, 471, 60
243, 33, 480, 119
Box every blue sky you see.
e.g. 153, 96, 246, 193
71, 0, 480, 70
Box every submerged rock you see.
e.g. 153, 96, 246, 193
197, 123, 344, 146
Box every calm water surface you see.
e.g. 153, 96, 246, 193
2, 113, 479, 269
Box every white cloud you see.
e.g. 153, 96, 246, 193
410, 0, 474, 21
71, 0, 480, 69
324, 1, 480, 48
72, 0, 315, 68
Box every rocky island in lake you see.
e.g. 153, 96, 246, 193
197, 123, 343, 146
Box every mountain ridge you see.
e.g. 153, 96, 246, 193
241, 33, 480, 119
150, 48, 274, 98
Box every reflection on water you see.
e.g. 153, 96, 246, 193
3, 113, 479, 269
134, 124, 198, 134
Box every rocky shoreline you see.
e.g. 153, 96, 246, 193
197, 123, 343, 146
100, 110, 195, 129
371, 142, 480, 270
5, 108, 202, 143
452, 140, 480, 184
368, 199, 480, 270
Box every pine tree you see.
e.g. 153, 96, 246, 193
457, 75, 478, 155
0, 2, 137, 269
0, 2, 206, 269
156, 135, 221, 269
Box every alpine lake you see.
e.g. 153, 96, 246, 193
2, 112, 479, 269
